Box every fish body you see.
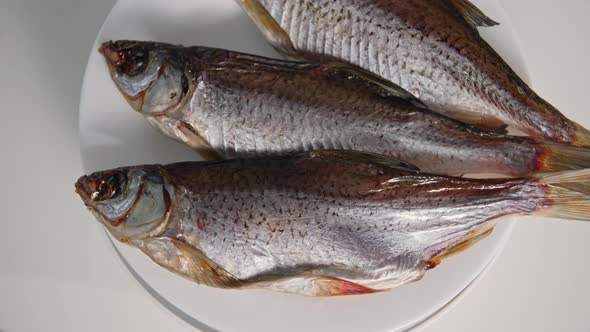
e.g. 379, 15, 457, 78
75, 151, 590, 296
100, 41, 590, 176
238, 0, 590, 146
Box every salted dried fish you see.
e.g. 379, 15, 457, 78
238, 0, 590, 146
99, 40, 590, 175
75, 151, 590, 296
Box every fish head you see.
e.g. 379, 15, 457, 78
99, 40, 189, 116
75, 166, 173, 242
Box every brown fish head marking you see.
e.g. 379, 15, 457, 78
75, 166, 173, 242
99, 40, 190, 116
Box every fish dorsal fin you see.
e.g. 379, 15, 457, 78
322, 63, 428, 108
448, 0, 499, 28
229, 52, 317, 72
214, 53, 427, 108
304, 150, 420, 173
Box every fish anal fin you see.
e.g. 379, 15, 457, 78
238, 0, 298, 56
448, 0, 499, 28
138, 237, 242, 289
426, 225, 496, 270
445, 110, 509, 134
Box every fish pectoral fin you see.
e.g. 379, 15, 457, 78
448, 0, 500, 28
321, 63, 428, 109
238, 0, 298, 56
138, 237, 242, 288
444, 110, 509, 134
426, 225, 496, 269
176, 122, 223, 161
303, 150, 421, 173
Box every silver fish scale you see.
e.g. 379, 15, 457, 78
182, 67, 538, 174
261, 0, 510, 122
168, 176, 543, 287
189, 71, 369, 157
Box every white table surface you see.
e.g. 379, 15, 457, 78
1, 0, 589, 331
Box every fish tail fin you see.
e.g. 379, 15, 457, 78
573, 123, 590, 147
535, 142, 590, 172
537, 169, 590, 221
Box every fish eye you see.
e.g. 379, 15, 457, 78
92, 173, 127, 201
117, 50, 148, 76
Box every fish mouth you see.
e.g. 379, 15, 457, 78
99, 41, 120, 66
98, 40, 142, 69
75, 175, 121, 230
75, 175, 97, 208
99, 41, 125, 76
75, 175, 90, 200
98, 42, 124, 92
75, 175, 105, 226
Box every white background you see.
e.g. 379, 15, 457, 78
1, 0, 589, 331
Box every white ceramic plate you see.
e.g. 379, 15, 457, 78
80, 1, 529, 331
